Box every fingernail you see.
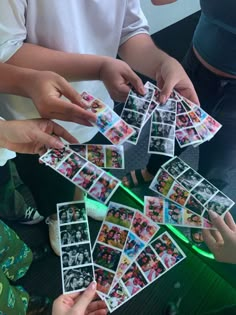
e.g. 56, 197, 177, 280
139, 87, 146, 95
208, 210, 218, 220
55, 141, 64, 149
88, 281, 97, 291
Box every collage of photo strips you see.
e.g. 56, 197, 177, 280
81, 91, 135, 145
92, 202, 159, 297
149, 156, 234, 225
68, 144, 125, 169
103, 232, 186, 313
40, 147, 120, 204
120, 80, 222, 157
57, 201, 94, 294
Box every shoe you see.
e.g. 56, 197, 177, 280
45, 214, 60, 256
19, 207, 44, 225
26, 295, 52, 315
86, 196, 107, 221
122, 169, 153, 189
31, 244, 53, 263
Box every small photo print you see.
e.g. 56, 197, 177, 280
147, 101, 159, 116
183, 209, 203, 227
149, 137, 174, 156
159, 99, 176, 112
152, 233, 184, 268
121, 109, 144, 128
137, 246, 165, 282
163, 156, 189, 178
176, 113, 193, 129
89, 99, 106, 114
188, 111, 201, 124
58, 202, 86, 224
57, 153, 86, 179
124, 232, 145, 259
105, 146, 124, 169
116, 255, 131, 279
105, 121, 134, 145
204, 116, 222, 134
144, 196, 164, 224
96, 109, 119, 133
63, 265, 93, 293
177, 168, 202, 191
40, 148, 71, 168
73, 163, 102, 190
185, 195, 204, 215
181, 99, 192, 112
81, 91, 95, 105
175, 128, 201, 147
69, 144, 86, 158
97, 222, 128, 250
164, 200, 183, 225
195, 124, 212, 141
192, 180, 218, 205
129, 86, 154, 101
93, 243, 121, 272
89, 174, 119, 203
167, 182, 189, 206
127, 126, 140, 144
125, 96, 150, 114
152, 109, 176, 125
95, 267, 115, 295
61, 243, 92, 268
122, 262, 148, 296
106, 281, 130, 311
151, 123, 175, 138
205, 191, 234, 215
131, 211, 157, 242
60, 222, 89, 246
176, 101, 186, 115
192, 105, 207, 120
150, 169, 175, 196
105, 203, 134, 229
86, 145, 104, 167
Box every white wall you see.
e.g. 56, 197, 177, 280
140, 0, 200, 34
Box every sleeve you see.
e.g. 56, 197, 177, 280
120, 0, 150, 46
0, 0, 27, 62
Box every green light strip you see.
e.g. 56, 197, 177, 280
192, 245, 214, 259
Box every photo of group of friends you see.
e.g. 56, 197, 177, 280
57, 201, 94, 293
40, 147, 120, 204
175, 93, 222, 148
149, 157, 235, 223
93, 202, 159, 296
69, 144, 124, 169
104, 232, 186, 313
81, 91, 135, 145
144, 196, 214, 229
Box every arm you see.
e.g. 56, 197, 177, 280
151, 0, 177, 5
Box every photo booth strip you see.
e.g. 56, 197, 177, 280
68, 144, 125, 169
149, 156, 235, 220
81, 91, 135, 145
104, 232, 186, 313
40, 148, 120, 205
144, 196, 214, 230
57, 201, 94, 294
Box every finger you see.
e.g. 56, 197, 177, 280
202, 229, 217, 252
158, 78, 176, 103
180, 88, 200, 105
224, 212, 236, 232
86, 309, 108, 315
126, 70, 145, 95
72, 281, 97, 313
210, 229, 224, 243
86, 300, 107, 314
208, 210, 233, 240
50, 122, 79, 144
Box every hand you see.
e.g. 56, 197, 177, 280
99, 58, 145, 102
27, 71, 96, 125
52, 282, 108, 315
203, 211, 236, 264
0, 119, 78, 155
155, 57, 199, 104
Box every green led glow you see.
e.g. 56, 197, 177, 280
192, 245, 214, 259
166, 224, 190, 244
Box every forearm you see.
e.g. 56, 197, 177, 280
118, 34, 173, 80
6, 43, 109, 82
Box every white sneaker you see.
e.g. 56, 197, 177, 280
45, 214, 60, 256
19, 207, 44, 225
85, 197, 107, 221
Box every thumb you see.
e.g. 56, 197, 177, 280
72, 281, 97, 313
208, 210, 232, 240
33, 130, 65, 150
159, 78, 176, 104
126, 70, 145, 95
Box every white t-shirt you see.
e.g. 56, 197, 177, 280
0, 117, 16, 166
0, 0, 149, 143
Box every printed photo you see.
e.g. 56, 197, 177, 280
193, 105, 207, 120
125, 96, 150, 114
205, 191, 234, 215
151, 123, 175, 138
144, 196, 164, 224
185, 195, 204, 215
204, 116, 222, 134
97, 222, 128, 250
163, 156, 188, 178
58, 202, 86, 224
168, 182, 189, 206
183, 209, 202, 227
96, 109, 119, 132
57, 153, 86, 179
176, 101, 186, 115
95, 267, 115, 295
121, 109, 144, 128
188, 111, 201, 124
159, 99, 176, 112
122, 262, 148, 296
63, 265, 93, 293
89, 174, 119, 203
124, 232, 145, 259
131, 212, 157, 242
116, 255, 131, 279
176, 113, 193, 129
105, 146, 124, 169
150, 169, 175, 196
105, 120, 134, 145
129, 86, 154, 101
73, 163, 102, 190
127, 126, 140, 144
177, 168, 202, 191
93, 244, 121, 272
192, 180, 218, 205
89, 98, 106, 114
153, 109, 176, 125
62, 243, 92, 268
195, 124, 212, 141
149, 137, 174, 156
87, 145, 105, 168
164, 200, 183, 225
105, 203, 134, 229
106, 281, 130, 311
40, 148, 71, 168
81, 91, 95, 105
60, 222, 89, 246
69, 144, 86, 158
